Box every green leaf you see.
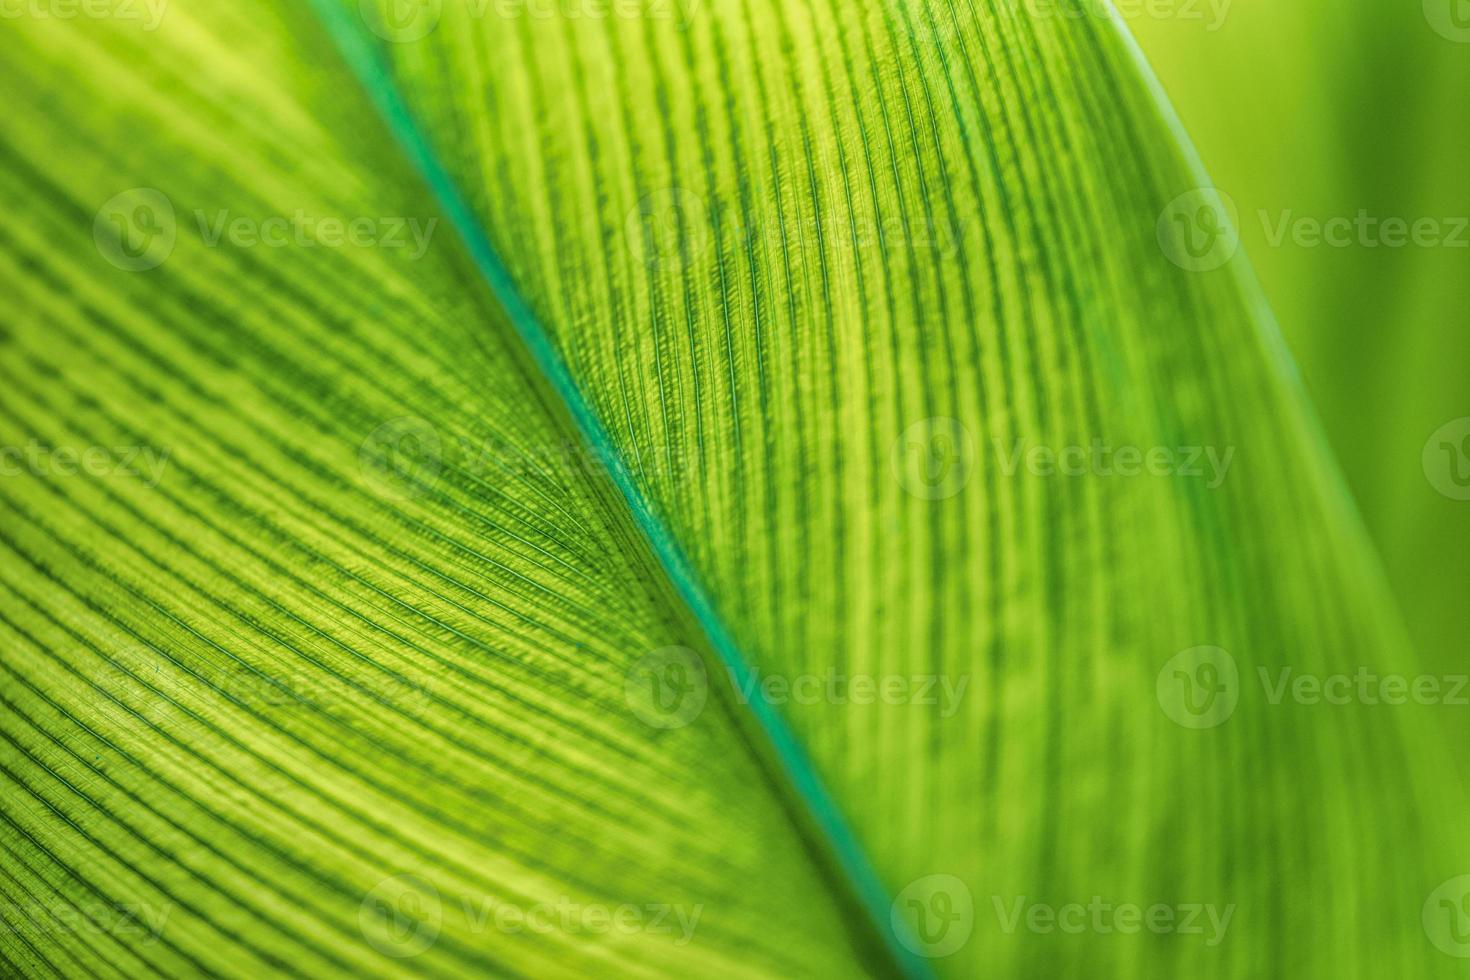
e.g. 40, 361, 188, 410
1131, 0, 1470, 686
0, 9, 886, 977
1, 1, 1465, 978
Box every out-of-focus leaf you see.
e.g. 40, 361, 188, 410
1130, 0, 1470, 677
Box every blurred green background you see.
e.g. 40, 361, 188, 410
1130, 0, 1470, 682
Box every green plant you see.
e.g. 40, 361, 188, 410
0, 1, 1464, 977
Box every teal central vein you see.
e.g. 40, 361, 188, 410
303, 3, 934, 977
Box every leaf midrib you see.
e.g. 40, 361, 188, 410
300, 4, 932, 977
